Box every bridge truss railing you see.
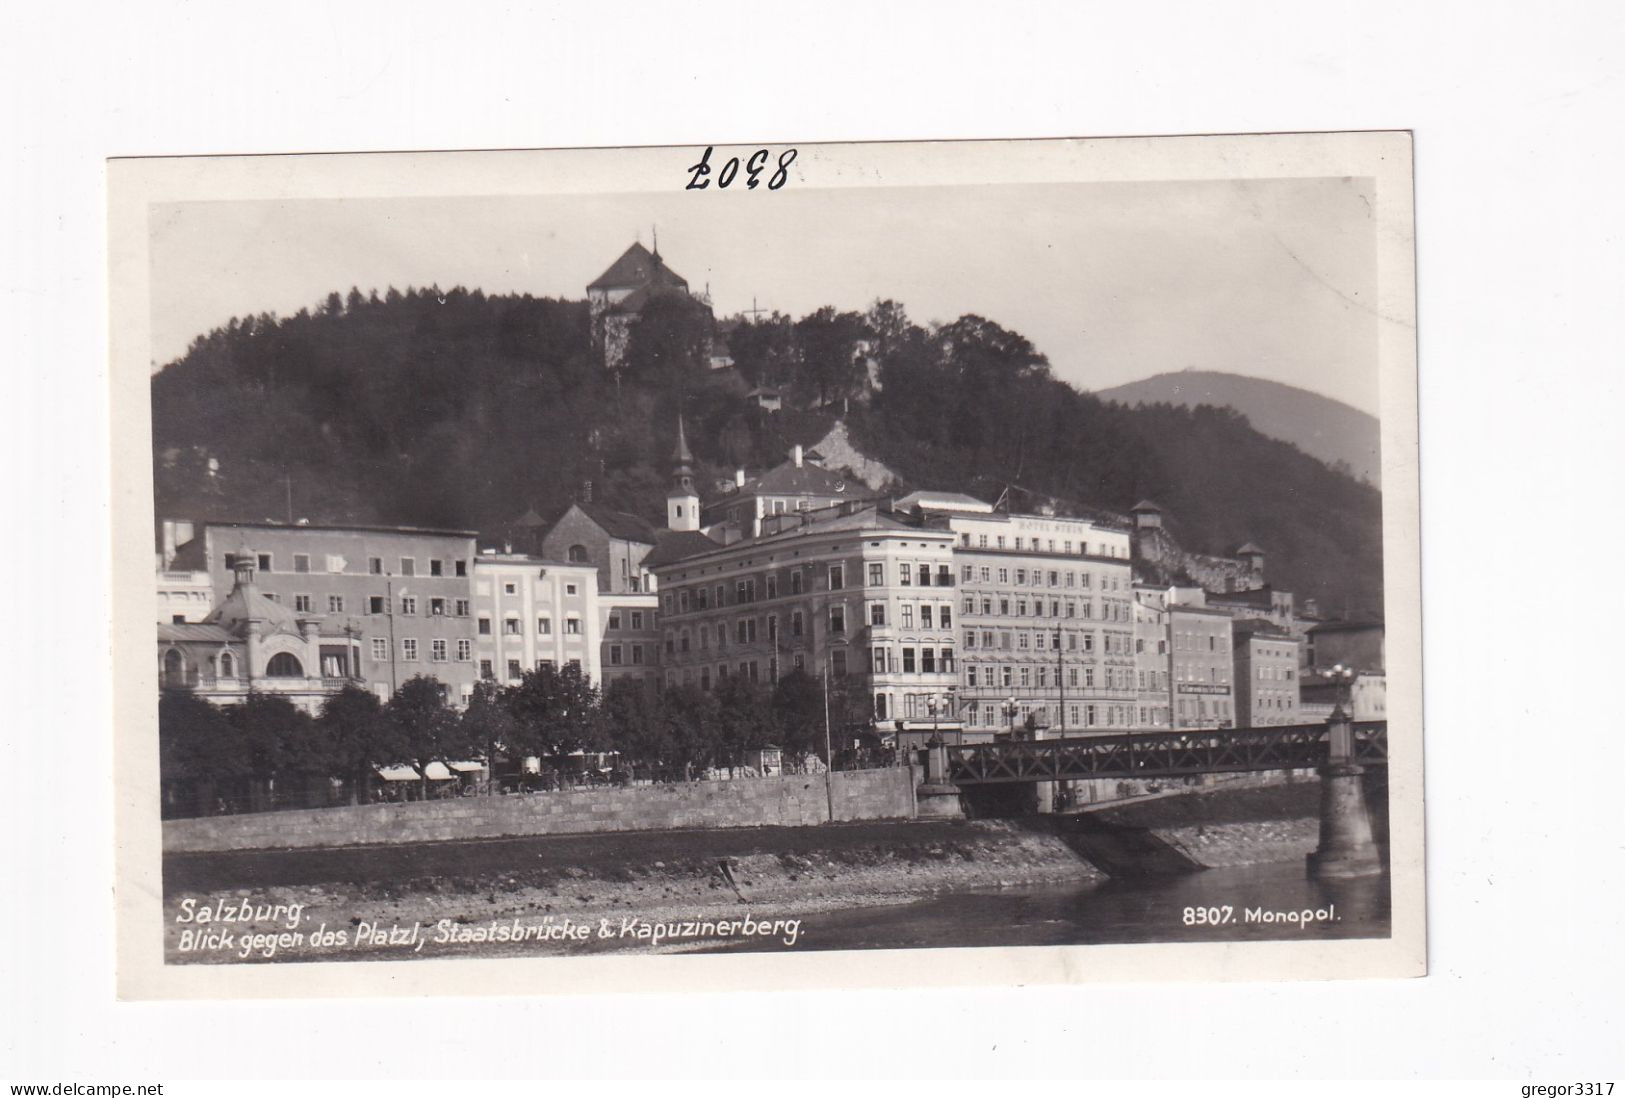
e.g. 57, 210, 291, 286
944, 721, 1387, 785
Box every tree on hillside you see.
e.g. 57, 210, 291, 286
625, 294, 712, 394
726, 312, 797, 390
385, 675, 466, 799
504, 662, 603, 771
794, 306, 870, 408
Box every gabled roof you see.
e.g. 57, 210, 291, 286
1131, 499, 1165, 512
741, 459, 864, 498
572, 502, 658, 544
1236, 542, 1266, 555
640, 529, 723, 569
587, 242, 690, 293
512, 507, 548, 528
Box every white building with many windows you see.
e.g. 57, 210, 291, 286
896, 493, 1138, 738
471, 554, 603, 691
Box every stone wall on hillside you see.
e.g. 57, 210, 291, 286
163, 766, 920, 854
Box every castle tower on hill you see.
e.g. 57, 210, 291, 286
586, 240, 708, 371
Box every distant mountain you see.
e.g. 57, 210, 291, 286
1095, 371, 1380, 485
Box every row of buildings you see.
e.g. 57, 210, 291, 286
156, 418, 1385, 750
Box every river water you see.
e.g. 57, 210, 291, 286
701, 860, 1391, 953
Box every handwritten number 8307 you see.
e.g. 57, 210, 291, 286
686, 147, 797, 191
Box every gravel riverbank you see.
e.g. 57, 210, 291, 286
163, 818, 1106, 963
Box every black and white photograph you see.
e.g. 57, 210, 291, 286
109, 133, 1423, 996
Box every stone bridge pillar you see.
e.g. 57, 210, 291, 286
1307, 710, 1383, 879
915, 733, 964, 819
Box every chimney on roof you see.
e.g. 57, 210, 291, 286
580, 479, 593, 503
792, 444, 803, 468
735, 468, 746, 488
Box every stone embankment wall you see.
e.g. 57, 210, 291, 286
163, 767, 919, 854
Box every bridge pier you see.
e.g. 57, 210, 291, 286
1307, 712, 1383, 880
916, 734, 964, 819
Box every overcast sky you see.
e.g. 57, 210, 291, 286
149, 176, 1380, 415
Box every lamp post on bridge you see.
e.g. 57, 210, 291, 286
1307, 661, 1381, 880
1003, 695, 1019, 740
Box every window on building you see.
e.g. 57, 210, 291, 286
535, 616, 551, 635
293, 594, 312, 612
568, 544, 589, 564
828, 565, 844, 591
429, 559, 443, 576
631, 644, 644, 665
920, 605, 934, 629
370, 638, 388, 661
257, 553, 273, 573
830, 606, 845, 635
477, 617, 491, 636
901, 604, 914, 628
431, 639, 448, 662
630, 611, 644, 630
400, 558, 416, 577
264, 651, 302, 677
610, 645, 623, 665
455, 560, 467, 577
872, 647, 888, 673
868, 562, 884, 586
902, 647, 916, 673
790, 571, 803, 595
327, 594, 344, 613
401, 639, 418, 662
899, 564, 911, 586
566, 583, 578, 596
921, 648, 936, 673
791, 611, 804, 637
506, 659, 522, 681
917, 564, 930, 587
479, 659, 494, 679
429, 597, 445, 616
456, 639, 471, 661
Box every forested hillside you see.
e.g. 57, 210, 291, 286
152, 288, 1384, 614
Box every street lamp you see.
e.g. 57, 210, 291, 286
1320, 662, 1355, 719
926, 693, 943, 746
1003, 695, 1019, 739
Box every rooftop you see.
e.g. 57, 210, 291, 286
199, 519, 481, 539
587, 242, 690, 294
570, 502, 658, 544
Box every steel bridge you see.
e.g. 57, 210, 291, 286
943, 721, 1387, 785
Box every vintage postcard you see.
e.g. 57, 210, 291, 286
110, 132, 1423, 999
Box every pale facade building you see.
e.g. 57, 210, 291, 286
901, 494, 1138, 738
472, 554, 603, 692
